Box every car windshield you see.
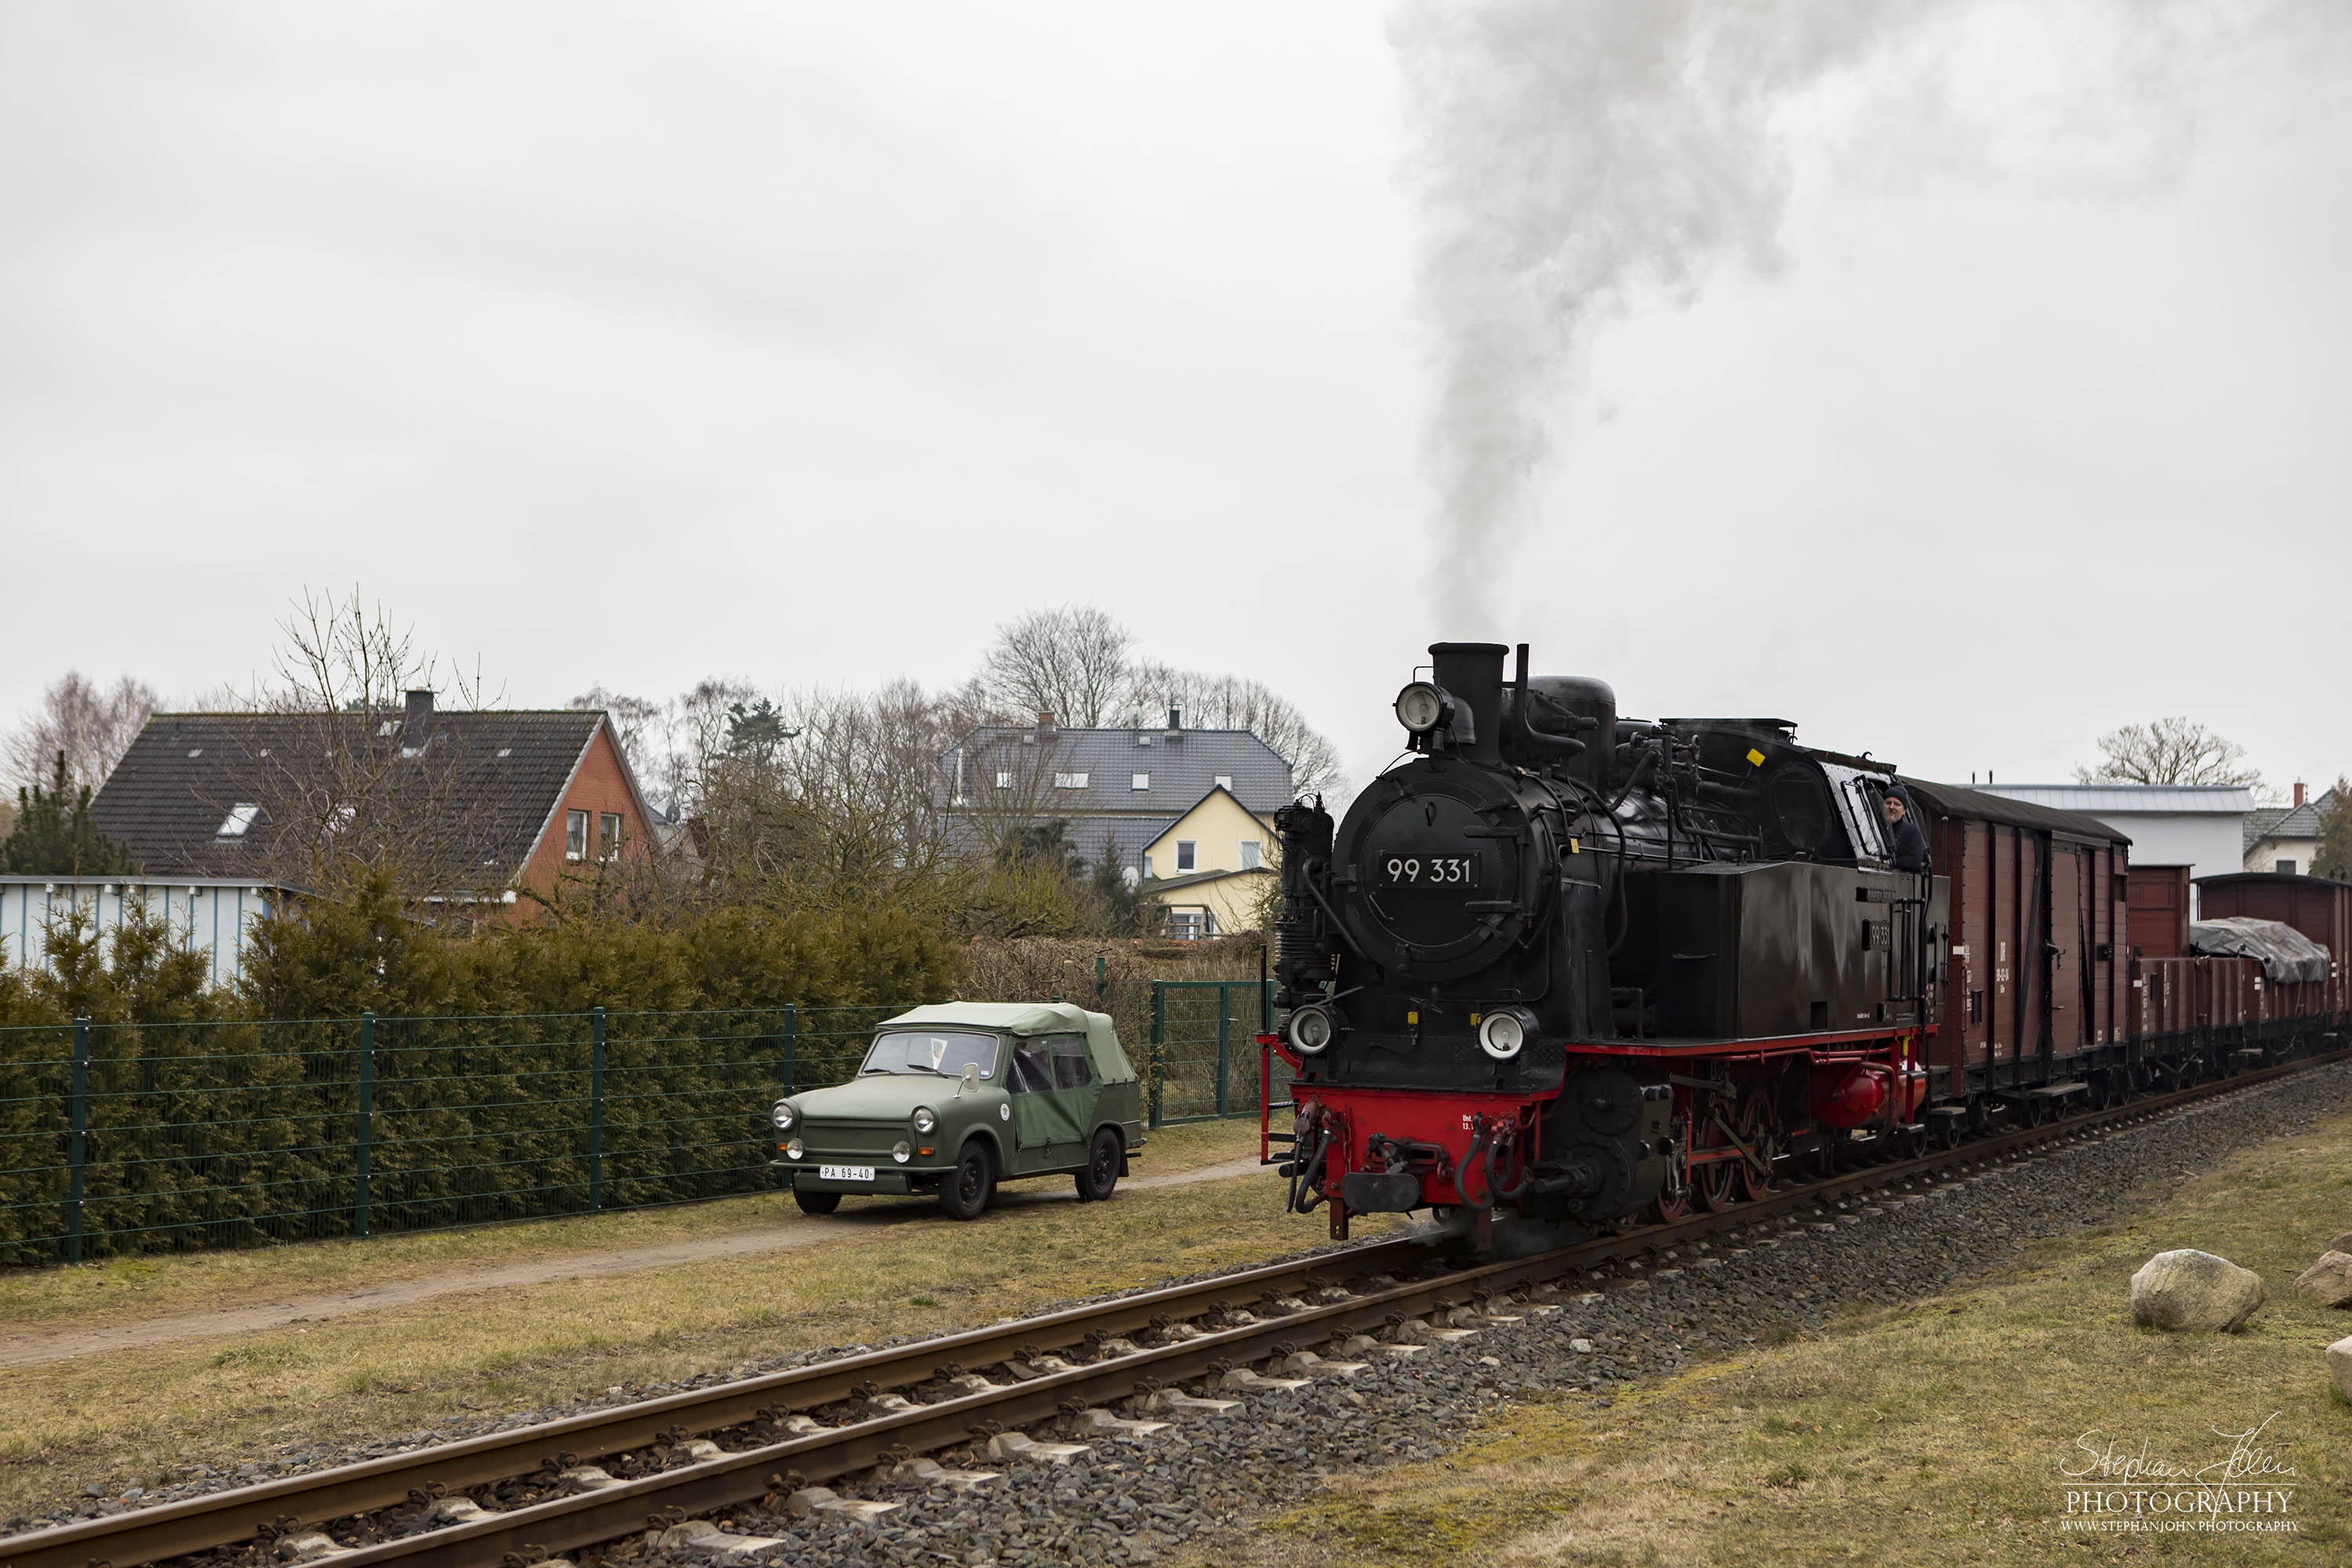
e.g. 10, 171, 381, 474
861, 1030, 1000, 1078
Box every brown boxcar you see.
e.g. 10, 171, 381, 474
1902, 780, 2132, 1111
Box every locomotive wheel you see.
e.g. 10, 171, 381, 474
1695, 1094, 1769, 1210
1893, 1122, 1929, 1160
1933, 1111, 1965, 1151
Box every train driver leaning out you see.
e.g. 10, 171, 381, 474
1880, 785, 1929, 873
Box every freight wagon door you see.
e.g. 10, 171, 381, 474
2050, 841, 2085, 1064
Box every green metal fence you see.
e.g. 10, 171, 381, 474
0, 986, 1279, 1269
1145, 978, 1283, 1125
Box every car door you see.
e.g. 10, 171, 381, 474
1004, 1036, 1065, 1174
1043, 1033, 1098, 1162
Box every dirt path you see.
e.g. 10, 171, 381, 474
0, 1156, 1266, 1370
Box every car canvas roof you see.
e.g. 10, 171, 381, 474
880, 1002, 1136, 1084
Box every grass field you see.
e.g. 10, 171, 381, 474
0, 1117, 1379, 1519
1183, 1098, 2352, 1567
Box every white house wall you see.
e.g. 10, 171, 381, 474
0, 879, 274, 989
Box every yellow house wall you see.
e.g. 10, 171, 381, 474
1140, 790, 1276, 881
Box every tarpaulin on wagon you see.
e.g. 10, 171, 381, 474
2188, 916, 2332, 984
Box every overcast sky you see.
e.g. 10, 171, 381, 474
4, 2, 2347, 800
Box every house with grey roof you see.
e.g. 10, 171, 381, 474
1, 691, 657, 984
942, 707, 1296, 935
2245, 782, 2339, 876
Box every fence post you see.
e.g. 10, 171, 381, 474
589, 1007, 606, 1212
781, 1004, 797, 1095
1095, 953, 1107, 1009
1215, 985, 1231, 1117
1148, 982, 1165, 1128
354, 1013, 374, 1240
67, 1016, 89, 1265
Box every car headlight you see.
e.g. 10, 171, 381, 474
893, 1141, 913, 1164
1394, 681, 1448, 735
786, 1137, 804, 1160
912, 1106, 937, 1135
1288, 1004, 1337, 1055
1477, 1007, 1535, 1061
771, 1102, 796, 1131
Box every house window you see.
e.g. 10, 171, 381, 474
1168, 909, 1207, 942
1142, 854, 1154, 879
1054, 771, 1090, 789
1240, 840, 1261, 870
994, 771, 1012, 789
216, 804, 260, 837
1175, 840, 1197, 873
2278, 859, 2298, 876
601, 812, 622, 861
1131, 772, 1150, 790
566, 809, 589, 860
1214, 775, 1232, 790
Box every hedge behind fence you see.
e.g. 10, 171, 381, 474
0, 1006, 897, 1266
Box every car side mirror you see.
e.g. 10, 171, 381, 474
958, 1062, 980, 1096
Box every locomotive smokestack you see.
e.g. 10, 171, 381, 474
1429, 641, 1507, 764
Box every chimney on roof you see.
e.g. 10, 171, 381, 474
405, 689, 434, 731
1167, 705, 1181, 734
2295, 780, 2307, 808
1036, 710, 1055, 731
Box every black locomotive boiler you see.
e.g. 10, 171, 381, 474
1265, 641, 1947, 1242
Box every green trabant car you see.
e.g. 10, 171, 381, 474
768, 1003, 1145, 1221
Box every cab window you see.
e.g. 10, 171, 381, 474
1049, 1034, 1093, 1090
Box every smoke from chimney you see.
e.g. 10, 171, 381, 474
1391, 0, 2345, 628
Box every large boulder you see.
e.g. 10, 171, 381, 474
2330, 1336, 2352, 1400
2326, 1230, 2352, 1257
2296, 1251, 2352, 1308
2129, 1250, 2267, 1331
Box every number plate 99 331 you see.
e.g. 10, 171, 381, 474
1377, 854, 1479, 887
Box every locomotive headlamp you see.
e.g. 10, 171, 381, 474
1394, 681, 1448, 735
912, 1105, 938, 1135
1478, 1006, 1537, 1061
1288, 1004, 1338, 1054
786, 1137, 805, 1160
771, 1101, 797, 1131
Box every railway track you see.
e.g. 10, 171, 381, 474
8, 1047, 2342, 1568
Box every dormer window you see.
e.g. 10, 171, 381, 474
1054, 772, 1089, 789
216, 804, 260, 837
994, 771, 1012, 789
1132, 773, 1150, 790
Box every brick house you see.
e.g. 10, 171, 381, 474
1, 692, 658, 982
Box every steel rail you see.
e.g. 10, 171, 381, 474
7, 1045, 2341, 1568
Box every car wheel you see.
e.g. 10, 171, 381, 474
940, 1141, 996, 1221
792, 1186, 841, 1216
1076, 1127, 1123, 1202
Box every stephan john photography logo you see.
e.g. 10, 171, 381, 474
2053, 1412, 2299, 1535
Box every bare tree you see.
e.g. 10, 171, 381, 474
1123, 661, 1341, 795
980, 604, 1134, 728
216, 589, 506, 899
3, 672, 160, 793
2074, 718, 2262, 789
568, 685, 687, 811
2314, 779, 2352, 882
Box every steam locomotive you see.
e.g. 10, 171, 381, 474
1266, 641, 2352, 1246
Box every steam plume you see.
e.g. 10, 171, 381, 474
1393, 0, 2341, 627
